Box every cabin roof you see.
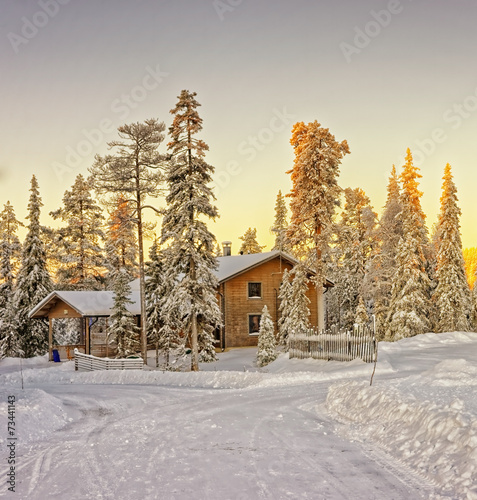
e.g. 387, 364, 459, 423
216, 250, 298, 283
29, 290, 141, 318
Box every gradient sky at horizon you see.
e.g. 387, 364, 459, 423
2, 0, 477, 252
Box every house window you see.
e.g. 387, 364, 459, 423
248, 314, 261, 335
248, 282, 262, 299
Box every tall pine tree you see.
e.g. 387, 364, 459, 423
385, 149, 431, 340
8, 176, 52, 357
432, 164, 471, 332
90, 118, 166, 361
50, 174, 105, 289
161, 90, 221, 371
287, 121, 350, 330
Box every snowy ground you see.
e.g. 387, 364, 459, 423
1, 332, 477, 499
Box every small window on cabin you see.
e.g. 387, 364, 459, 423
248, 314, 261, 335
248, 282, 262, 299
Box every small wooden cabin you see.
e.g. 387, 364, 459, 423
29, 290, 140, 361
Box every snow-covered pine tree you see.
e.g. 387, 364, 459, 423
9, 176, 53, 357
146, 241, 184, 369
355, 296, 369, 326
0, 202, 23, 312
432, 164, 471, 332
287, 121, 350, 330
90, 118, 166, 362
105, 196, 138, 287
385, 149, 432, 341
277, 268, 293, 347
50, 174, 105, 290
328, 187, 376, 330
239, 227, 265, 254
256, 305, 277, 367
161, 90, 221, 371
109, 267, 139, 358
278, 264, 311, 348
363, 166, 403, 338
271, 190, 291, 253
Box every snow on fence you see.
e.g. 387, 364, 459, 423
288, 324, 377, 363
74, 348, 144, 371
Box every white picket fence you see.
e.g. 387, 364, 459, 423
288, 324, 377, 363
74, 348, 144, 371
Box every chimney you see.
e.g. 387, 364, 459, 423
222, 241, 232, 257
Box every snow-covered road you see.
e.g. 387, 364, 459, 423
5, 382, 428, 500
3, 331, 477, 499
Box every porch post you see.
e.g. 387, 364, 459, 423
48, 317, 53, 362
85, 317, 90, 355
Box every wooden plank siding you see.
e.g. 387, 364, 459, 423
222, 256, 318, 348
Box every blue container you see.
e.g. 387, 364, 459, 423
52, 349, 60, 362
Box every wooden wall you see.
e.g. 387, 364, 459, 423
223, 256, 318, 348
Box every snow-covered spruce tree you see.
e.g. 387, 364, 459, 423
146, 241, 184, 369
90, 119, 166, 362
328, 187, 376, 330
355, 296, 369, 326
9, 176, 53, 357
109, 268, 139, 357
239, 227, 265, 254
271, 190, 291, 253
278, 264, 311, 348
50, 174, 105, 290
432, 164, 471, 332
161, 90, 221, 371
277, 268, 293, 347
385, 149, 432, 341
287, 121, 350, 330
256, 305, 277, 367
364, 166, 403, 338
0, 201, 23, 313
104, 196, 138, 287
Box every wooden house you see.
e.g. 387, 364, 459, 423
215, 250, 332, 349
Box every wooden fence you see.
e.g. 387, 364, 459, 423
288, 324, 377, 363
74, 349, 144, 371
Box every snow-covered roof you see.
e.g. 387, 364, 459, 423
216, 250, 298, 283
29, 290, 141, 318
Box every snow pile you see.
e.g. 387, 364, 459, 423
0, 388, 74, 446
326, 380, 477, 499
422, 358, 477, 387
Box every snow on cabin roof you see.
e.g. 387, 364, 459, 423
29, 290, 141, 318
216, 250, 298, 283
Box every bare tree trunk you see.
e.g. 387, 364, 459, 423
135, 164, 148, 365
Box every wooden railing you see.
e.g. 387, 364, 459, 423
288, 324, 377, 363
74, 349, 144, 371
